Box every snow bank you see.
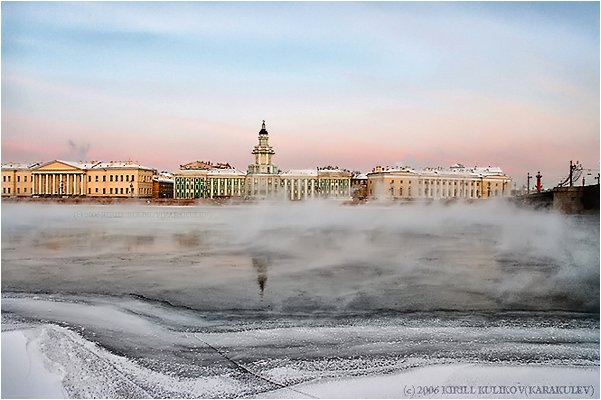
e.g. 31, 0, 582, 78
1, 329, 66, 399
262, 364, 599, 399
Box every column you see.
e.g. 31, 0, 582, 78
303, 179, 308, 200
210, 179, 214, 198
80, 174, 84, 195
237, 179, 241, 196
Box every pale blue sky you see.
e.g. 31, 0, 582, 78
2, 2, 599, 186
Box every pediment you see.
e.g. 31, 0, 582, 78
33, 160, 85, 172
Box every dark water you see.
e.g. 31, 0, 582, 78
1, 202, 599, 397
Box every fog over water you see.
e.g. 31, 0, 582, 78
1, 201, 599, 398
2, 201, 599, 312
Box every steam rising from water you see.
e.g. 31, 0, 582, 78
1, 200, 599, 313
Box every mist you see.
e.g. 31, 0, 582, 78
1, 200, 598, 313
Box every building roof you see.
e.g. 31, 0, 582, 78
1, 162, 41, 170
207, 168, 247, 176
280, 169, 318, 177
370, 164, 508, 178
153, 176, 174, 183
180, 161, 233, 170
92, 161, 154, 171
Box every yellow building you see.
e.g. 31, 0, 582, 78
84, 161, 154, 197
2, 160, 154, 198
367, 164, 511, 200
1, 162, 38, 197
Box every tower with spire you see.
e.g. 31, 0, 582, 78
248, 120, 278, 174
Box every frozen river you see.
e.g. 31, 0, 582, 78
1, 201, 599, 398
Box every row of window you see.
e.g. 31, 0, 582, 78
388, 179, 502, 187
85, 187, 151, 195
383, 187, 502, 198
2, 175, 28, 182
89, 174, 139, 183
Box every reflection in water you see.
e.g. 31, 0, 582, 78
252, 256, 270, 297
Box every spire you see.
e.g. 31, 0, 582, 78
259, 120, 268, 135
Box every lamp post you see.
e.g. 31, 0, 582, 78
527, 173, 532, 194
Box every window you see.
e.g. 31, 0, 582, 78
88, 188, 91, 194
17, 176, 20, 182
119, 188, 123, 194
2, 176, 5, 182
7, 176, 10, 182
103, 176, 106, 182
24, 188, 27, 193
88, 176, 91, 182
103, 188, 106, 194
131, 175, 134, 181
126, 175, 129, 182
7, 188, 10, 193
110, 175, 113, 182
121, 175, 124, 182
17, 188, 20, 194
2, 188, 4, 193
24, 176, 27, 182
110, 188, 113, 194
96, 176, 99, 182
95, 188, 98, 193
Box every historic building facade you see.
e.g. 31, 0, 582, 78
1, 160, 154, 198
367, 164, 511, 200
1, 162, 39, 197
173, 121, 352, 200
173, 162, 247, 199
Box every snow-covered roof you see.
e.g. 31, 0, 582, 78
352, 173, 368, 180
279, 169, 318, 177
174, 169, 208, 177
153, 176, 174, 183
43, 160, 100, 170
371, 164, 508, 178
92, 161, 154, 171
207, 168, 247, 176
1, 162, 40, 170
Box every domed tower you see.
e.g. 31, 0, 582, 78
248, 120, 278, 174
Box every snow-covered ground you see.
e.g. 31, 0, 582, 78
2, 293, 598, 398
262, 364, 599, 399
1, 202, 599, 398
2, 329, 66, 398
2, 320, 599, 399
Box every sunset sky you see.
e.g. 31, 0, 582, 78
2, 2, 599, 187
